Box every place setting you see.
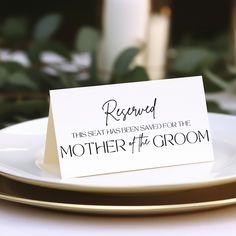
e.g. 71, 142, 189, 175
0, 76, 236, 215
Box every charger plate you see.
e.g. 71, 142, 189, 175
0, 113, 235, 193
1, 174, 236, 215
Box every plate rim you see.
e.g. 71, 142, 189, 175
2, 168, 236, 193
0, 112, 236, 194
1, 189, 236, 215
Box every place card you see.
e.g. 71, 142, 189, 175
43, 76, 214, 178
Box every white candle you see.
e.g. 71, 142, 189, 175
98, 0, 150, 80
146, 7, 171, 80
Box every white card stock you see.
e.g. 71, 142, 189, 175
43, 76, 214, 178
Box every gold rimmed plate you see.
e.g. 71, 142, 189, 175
0, 113, 235, 194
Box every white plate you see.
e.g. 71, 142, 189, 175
0, 113, 235, 193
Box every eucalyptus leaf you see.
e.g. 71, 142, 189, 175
34, 14, 62, 41
113, 47, 140, 77
171, 47, 217, 74
8, 72, 38, 90
75, 26, 100, 53
128, 66, 149, 82
118, 66, 149, 83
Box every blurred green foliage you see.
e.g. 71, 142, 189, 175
0, 13, 234, 127
168, 34, 236, 114
0, 14, 148, 128
168, 34, 234, 92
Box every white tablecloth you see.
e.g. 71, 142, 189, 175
1, 199, 236, 235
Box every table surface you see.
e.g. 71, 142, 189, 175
1, 199, 236, 235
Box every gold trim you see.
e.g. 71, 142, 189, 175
1, 191, 236, 215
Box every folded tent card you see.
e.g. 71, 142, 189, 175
42, 76, 214, 178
